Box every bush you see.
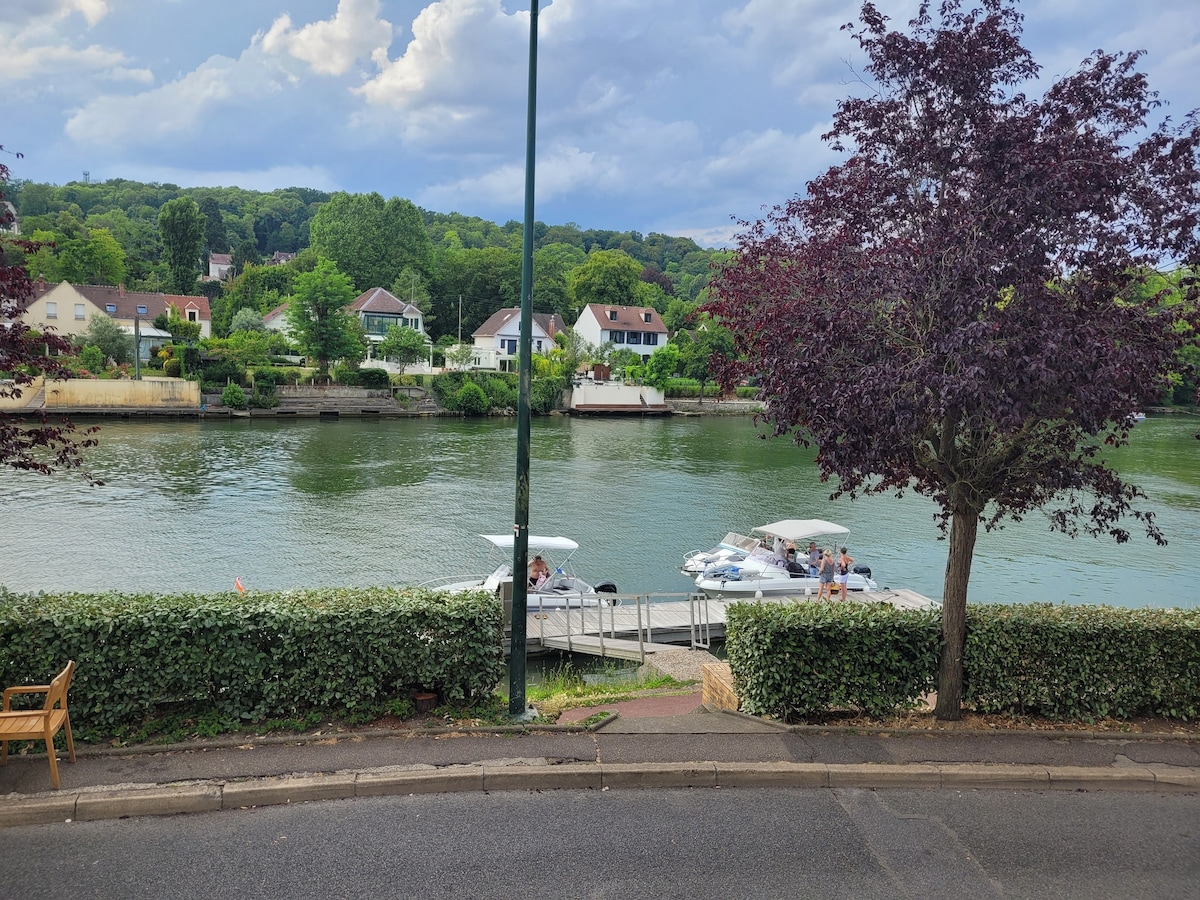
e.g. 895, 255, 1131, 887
250, 390, 279, 409
358, 368, 391, 390
221, 383, 247, 410
200, 358, 246, 387
251, 367, 280, 387
455, 381, 489, 416
0, 587, 506, 741
727, 602, 940, 720
332, 364, 360, 386
483, 375, 517, 409
79, 345, 105, 374
163, 358, 182, 378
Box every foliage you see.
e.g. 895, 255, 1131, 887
642, 343, 680, 390
571, 249, 643, 309
310, 192, 433, 293
163, 304, 201, 343
708, 0, 1200, 719
80, 312, 133, 365
163, 357, 182, 378
285, 258, 364, 376
221, 382, 247, 409
455, 380, 490, 416
430, 246, 520, 341
0, 587, 506, 740
157, 197, 205, 294
229, 307, 267, 333
357, 367, 391, 389
726, 601, 941, 720
78, 345, 105, 374
377, 324, 428, 368
963, 604, 1200, 721
530, 375, 567, 414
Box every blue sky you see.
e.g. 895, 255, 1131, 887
3, 0, 1198, 246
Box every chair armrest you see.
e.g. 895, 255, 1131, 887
3, 684, 51, 711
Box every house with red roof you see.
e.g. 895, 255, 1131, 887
572, 304, 668, 363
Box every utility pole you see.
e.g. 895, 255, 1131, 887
509, 0, 539, 720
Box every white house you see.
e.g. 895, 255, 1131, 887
347, 287, 432, 373
572, 304, 668, 363
463, 308, 567, 372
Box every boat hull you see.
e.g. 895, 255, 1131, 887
695, 571, 877, 599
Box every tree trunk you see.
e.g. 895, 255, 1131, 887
934, 507, 978, 720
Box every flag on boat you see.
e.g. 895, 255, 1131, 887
235, 576, 244, 593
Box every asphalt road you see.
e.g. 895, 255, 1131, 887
3, 787, 1197, 899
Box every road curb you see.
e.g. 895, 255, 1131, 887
3, 761, 1197, 828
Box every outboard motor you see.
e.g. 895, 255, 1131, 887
852, 564, 872, 579
595, 581, 620, 606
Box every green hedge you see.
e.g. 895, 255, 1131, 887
963, 603, 1200, 720
727, 600, 1200, 723
726, 601, 940, 719
0, 587, 505, 740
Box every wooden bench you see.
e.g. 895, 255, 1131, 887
0, 660, 77, 789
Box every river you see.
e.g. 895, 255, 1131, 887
2, 414, 1197, 609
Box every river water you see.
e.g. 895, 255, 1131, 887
2, 414, 1197, 609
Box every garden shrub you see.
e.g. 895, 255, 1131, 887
79, 345, 105, 374
221, 383, 247, 409
358, 368, 391, 390
332, 364, 361, 386
456, 381, 489, 416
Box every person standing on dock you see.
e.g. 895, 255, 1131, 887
817, 549, 835, 601
835, 547, 855, 599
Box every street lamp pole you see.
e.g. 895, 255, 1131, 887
509, 0, 539, 719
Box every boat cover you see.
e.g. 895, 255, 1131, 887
752, 519, 850, 542
479, 534, 580, 552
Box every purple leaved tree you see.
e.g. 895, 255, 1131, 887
707, 0, 1200, 719
1, 145, 100, 480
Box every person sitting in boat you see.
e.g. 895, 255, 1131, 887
529, 554, 551, 588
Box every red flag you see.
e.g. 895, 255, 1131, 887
235, 576, 244, 593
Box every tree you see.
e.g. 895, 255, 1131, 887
377, 325, 428, 369
80, 312, 134, 365
230, 239, 261, 277
571, 249, 643, 309
643, 343, 680, 391
309, 192, 432, 292
707, 0, 1200, 720
229, 307, 267, 334
679, 320, 735, 401
157, 197, 204, 294
1, 146, 100, 478
198, 197, 228, 254
285, 258, 364, 377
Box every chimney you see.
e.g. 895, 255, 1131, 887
37, 275, 45, 293
119, 283, 125, 298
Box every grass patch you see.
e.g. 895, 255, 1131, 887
522, 662, 686, 719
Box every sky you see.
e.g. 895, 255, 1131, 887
3, 0, 1198, 247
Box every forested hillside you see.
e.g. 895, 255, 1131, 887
6, 177, 726, 341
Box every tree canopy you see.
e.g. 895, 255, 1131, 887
707, 0, 1200, 719
285, 258, 364, 376
157, 197, 204, 294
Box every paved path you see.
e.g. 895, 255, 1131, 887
3, 697, 1198, 828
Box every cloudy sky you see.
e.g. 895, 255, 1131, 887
3, 0, 1198, 246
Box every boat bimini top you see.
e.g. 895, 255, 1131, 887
478, 534, 580, 569
752, 520, 850, 543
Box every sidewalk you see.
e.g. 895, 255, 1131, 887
3, 689, 1199, 828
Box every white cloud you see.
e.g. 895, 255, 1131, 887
0, 0, 138, 84
260, 0, 393, 77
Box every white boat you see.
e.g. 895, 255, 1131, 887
420, 534, 619, 608
682, 531, 761, 574
693, 518, 879, 599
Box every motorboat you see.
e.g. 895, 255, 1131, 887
682, 531, 760, 575
420, 534, 619, 608
693, 518, 879, 599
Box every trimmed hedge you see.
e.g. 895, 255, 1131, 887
727, 600, 1200, 722
964, 603, 1200, 720
726, 601, 940, 719
0, 587, 505, 740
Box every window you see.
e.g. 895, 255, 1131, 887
610, 330, 625, 344
644, 332, 659, 346
608, 310, 617, 321
627, 332, 642, 345
74, 304, 85, 320
45, 302, 57, 319
137, 305, 148, 316
643, 312, 652, 323
187, 310, 197, 322
535, 340, 543, 351
105, 303, 117, 313
503, 339, 517, 354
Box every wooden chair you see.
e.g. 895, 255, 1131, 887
0, 661, 77, 789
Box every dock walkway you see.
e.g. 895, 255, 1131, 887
519, 589, 936, 662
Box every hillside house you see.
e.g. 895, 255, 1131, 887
572, 304, 668, 363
